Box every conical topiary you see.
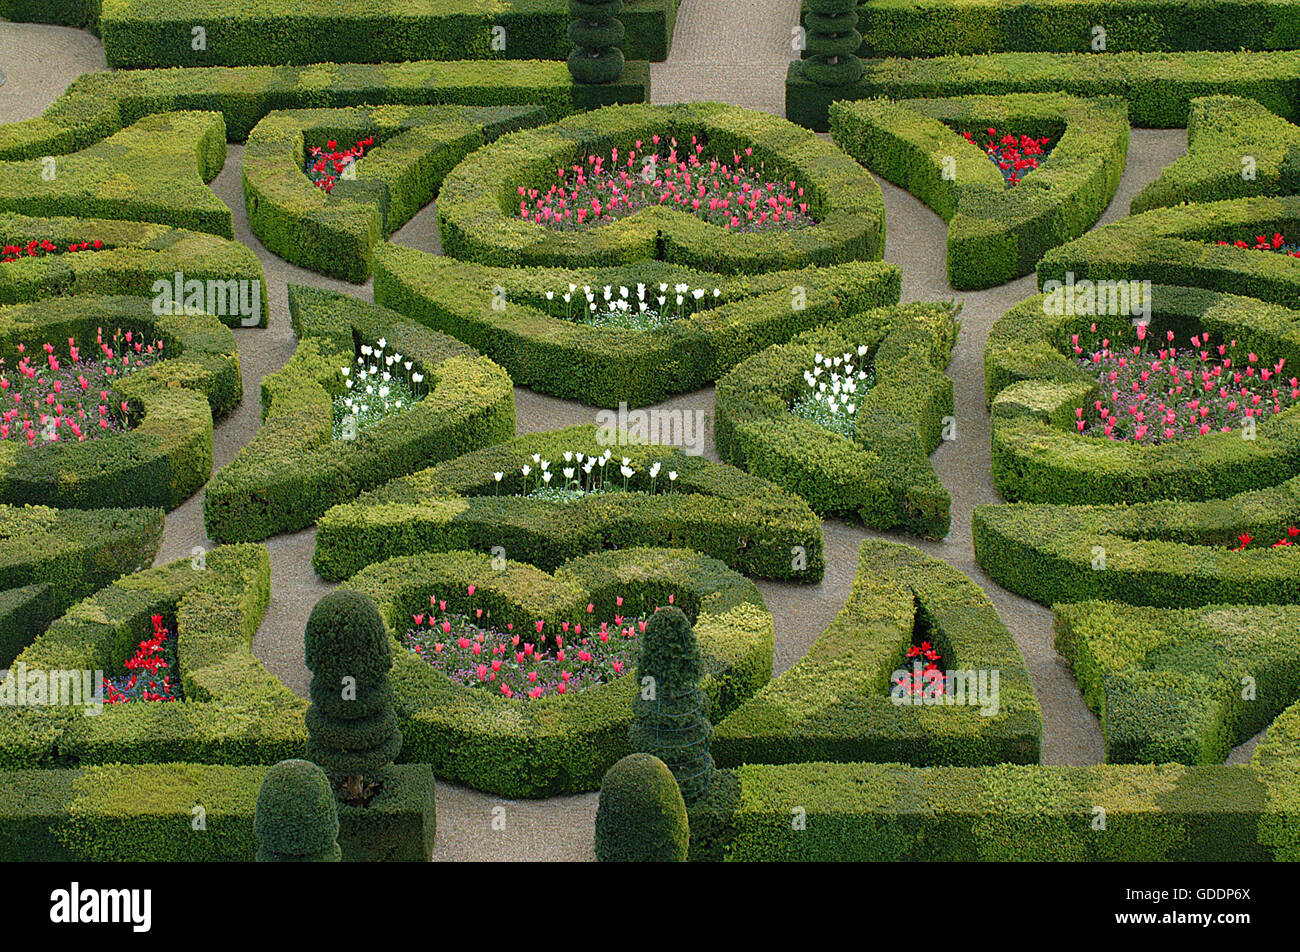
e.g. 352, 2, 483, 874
629, 605, 714, 803
802, 0, 864, 87
568, 0, 626, 85
303, 589, 402, 803
595, 753, 689, 862
255, 759, 341, 862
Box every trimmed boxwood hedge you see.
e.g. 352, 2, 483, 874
0, 59, 650, 162
313, 423, 827, 583
340, 546, 774, 798
0, 762, 435, 862
0, 544, 307, 769
0, 294, 242, 511
1054, 599, 1300, 765
986, 285, 1300, 504
1132, 96, 1300, 214
1254, 698, 1300, 860
1038, 195, 1300, 309
436, 102, 886, 273
0, 504, 162, 668
0, 213, 267, 327
715, 301, 956, 538
99, 0, 676, 67
204, 285, 515, 543
972, 476, 1300, 608
712, 539, 1041, 767
785, 51, 1300, 132
830, 94, 1128, 289
373, 246, 901, 407
0, 111, 232, 238
244, 104, 551, 282
0, 0, 101, 31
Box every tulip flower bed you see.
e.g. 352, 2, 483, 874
2, 238, 104, 264
303, 136, 372, 194
1221, 231, 1300, 257
1229, 526, 1300, 550
508, 448, 681, 501
788, 346, 877, 440
961, 127, 1052, 186
334, 335, 426, 441
545, 281, 721, 331
102, 614, 183, 705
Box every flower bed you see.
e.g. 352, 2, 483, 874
964, 127, 1052, 185
547, 281, 721, 331
340, 546, 774, 797
334, 335, 425, 440
102, 615, 183, 705
303, 136, 371, 193
312, 424, 826, 583
2, 238, 104, 264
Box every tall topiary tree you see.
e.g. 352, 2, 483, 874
802, 0, 864, 87
629, 605, 714, 803
304, 589, 402, 804
568, 0, 626, 85
594, 753, 689, 862
255, 759, 341, 862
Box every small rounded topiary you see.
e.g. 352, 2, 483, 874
802, 0, 864, 87
568, 0, 626, 85
255, 759, 341, 862
594, 753, 689, 862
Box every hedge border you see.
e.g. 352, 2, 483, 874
715, 301, 956, 538
829, 93, 1129, 289
341, 546, 774, 798
986, 284, 1300, 505
373, 246, 901, 407
313, 423, 827, 583
203, 285, 515, 543
435, 101, 887, 273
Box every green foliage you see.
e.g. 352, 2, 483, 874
1253, 700, 1300, 860
595, 753, 688, 861
255, 759, 341, 862
569, 0, 627, 84
800, 0, 863, 87
0, 0, 100, 31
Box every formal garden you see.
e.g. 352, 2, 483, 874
0, 0, 1296, 866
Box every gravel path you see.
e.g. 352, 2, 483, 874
0, 7, 1260, 860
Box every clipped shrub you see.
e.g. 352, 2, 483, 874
568, 0, 627, 84
595, 752, 688, 862
255, 759, 341, 862
801, 0, 864, 87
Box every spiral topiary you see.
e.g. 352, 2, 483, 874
568, 0, 626, 85
802, 0, 865, 87
594, 753, 689, 861
629, 605, 714, 804
304, 589, 403, 803
255, 759, 342, 862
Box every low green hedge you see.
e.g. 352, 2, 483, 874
986, 285, 1300, 504
715, 302, 956, 538
0, 111, 231, 238
1054, 599, 1300, 765
244, 104, 550, 282
972, 476, 1300, 608
1039, 195, 1300, 309
830, 94, 1129, 289
0, 0, 101, 30
0, 762, 435, 861
313, 423, 827, 583
0, 504, 162, 668
0, 294, 243, 511
436, 101, 886, 273
0, 544, 306, 769
712, 539, 1041, 767
1254, 699, 1300, 860
690, 760, 1268, 860
374, 246, 900, 407
0, 59, 650, 162
786, 51, 1300, 131
99, 0, 676, 67
340, 546, 774, 798
1131, 96, 1300, 214
0, 213, 267, 327
203, 286, 515, 543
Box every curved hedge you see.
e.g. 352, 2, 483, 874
1254, 699, 1300, 860
0, 0, 100, 30
0, 111, 232, 238
373, 246, 900, 407
0, 544, 306, 768
243, 104, 550, 282
1054, 599, 1300, 765
0, 504, 162, 668
436, 102, 886, 273
972, 476, 1300, 608
1131, 96, 1300, 215
715, 301, 956, 538
340, 546, 774, 797
986, 285, 1300, 504
830, 93, 1129, 289
204, 285, 515, 543
313, 423, 826, 583
0, 214, 267, 327
712, 539, 1041, 767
